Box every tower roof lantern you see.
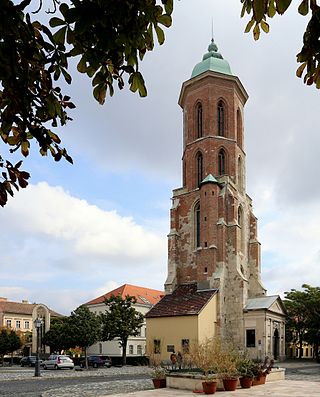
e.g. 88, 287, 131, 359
191, 38, 233, 78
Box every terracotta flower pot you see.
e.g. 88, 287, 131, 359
202, 381, 217, 394
222, 378, 238, 391
252, 374, 266, 386
152, 378, 166, 388
240, 376, 253, 388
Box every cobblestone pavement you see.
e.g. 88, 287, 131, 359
0, 360, 319, 397
0, 365, 152, 381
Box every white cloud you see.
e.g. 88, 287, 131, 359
0, 182, 167, 313
2, 182, 166, 264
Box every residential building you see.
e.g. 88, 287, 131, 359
85, 284, 163, 357
146, 38, 286, 361
0, 297, 61, 354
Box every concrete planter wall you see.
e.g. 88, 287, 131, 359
166, 368, 285, 391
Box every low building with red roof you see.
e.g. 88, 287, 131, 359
84, 284, 163, 359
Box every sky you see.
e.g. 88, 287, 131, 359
1, 0, 320, 315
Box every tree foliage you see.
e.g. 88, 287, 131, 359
0, 0, 173, 206
100, 295, 144, 365
0, 328, 22, 365
68, 305, 101, 368
284, 284, 320, 358
42, 317, 72, 352
241, 0, 320, 88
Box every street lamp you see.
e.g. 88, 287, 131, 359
34, 318, 43, 377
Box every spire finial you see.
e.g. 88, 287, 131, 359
211, 17, 214, 42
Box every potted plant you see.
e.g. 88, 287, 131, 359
252, 356, 274, 386
237, 356, 255, 389
191, 338, 219, 394
150, 367, 167, 388
216, 343, 240, 391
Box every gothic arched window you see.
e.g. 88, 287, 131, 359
218, 149, 226, 175
238, 156, 243, 191
218, 101, 225, 136
195, 202, 201, 248
196, 103, 203, 138
196, 152, 203, 187
237, 109, 243, 148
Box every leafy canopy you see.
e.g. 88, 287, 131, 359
100, 295, 144, 364
0, 0, 173, 206
241, 0, 320, 88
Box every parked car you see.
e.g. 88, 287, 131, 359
20, 356, 42, 367
42, 354, 74, 370
79, 355, 112, 368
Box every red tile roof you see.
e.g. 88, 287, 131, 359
0, 301, 61, 317
85, 284, 164, 306
145, 283, 217, 318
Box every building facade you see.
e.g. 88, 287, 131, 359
85, 284, 163, 358
0, 297, 61, 354
146, 39, 286, 361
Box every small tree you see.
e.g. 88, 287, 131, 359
43, 317, 72, 353
8, 330, 22, 365
68, 305, 101, 369
100, 295, 144, 365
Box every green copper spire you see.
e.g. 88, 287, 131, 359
191, 38, 233, 78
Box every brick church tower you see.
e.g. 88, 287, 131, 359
164, 39, 266, 346
147, 39, 286, 360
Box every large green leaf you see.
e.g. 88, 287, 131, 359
253, 0, 266, 22
157, 14, 172, 27
298, 0, 309, 16
155, 26, 165, 45
276, 0, 292, 14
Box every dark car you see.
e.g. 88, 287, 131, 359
80, 355, 112, 368
20, 356, 41, 367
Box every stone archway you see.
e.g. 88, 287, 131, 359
273, 327, 279, 360
32, 304, 51, 354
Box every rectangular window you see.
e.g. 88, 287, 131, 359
246, 329, 255, 347
305, 348, 308, 357
24, 321, 30, 329
6, 319, 11, 328
129, 345, 134, 355
167, 345, 175, 353
137, 345, 142, 355
16, 320, 21, 329
154, 339, 161, 354
182, 339, 190, 353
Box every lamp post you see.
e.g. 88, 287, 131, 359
34, 318, 43, 377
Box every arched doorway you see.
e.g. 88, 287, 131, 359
273, 328, 279, 360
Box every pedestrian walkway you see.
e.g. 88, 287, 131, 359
110, 380, 320, 397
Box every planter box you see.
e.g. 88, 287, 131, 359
166, 368, 285, 391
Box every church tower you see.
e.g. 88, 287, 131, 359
146, 38, 286, 361
165, 39, 266, 346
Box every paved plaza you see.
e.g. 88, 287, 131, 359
0, 360, 319, 396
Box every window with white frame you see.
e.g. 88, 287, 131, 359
24, 320, 30, 329
6, 319, 12, 328
137, 345, 142, 355
129, 345, 134, 355
16, 320, 21, 329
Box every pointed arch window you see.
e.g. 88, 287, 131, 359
196, 103, 203, 138
195, 202, 201, 248
218, 101, 225, 136
218, 149, 226, 175
238, 156, 243, 191
237, 109, 243, 148
196, 152, 203, 187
